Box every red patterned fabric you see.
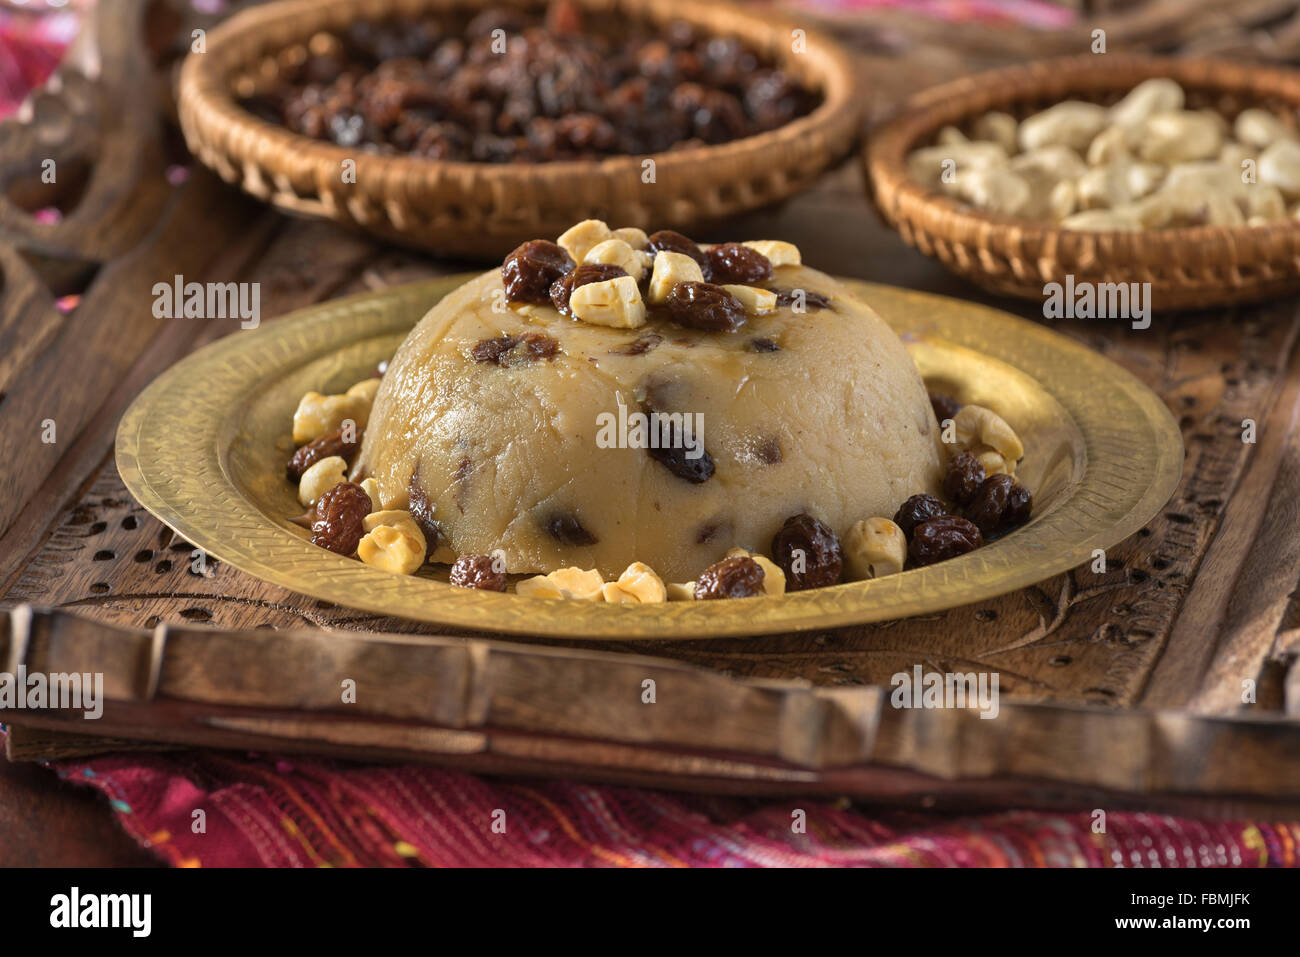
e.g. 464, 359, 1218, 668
33, 749, 1300, 867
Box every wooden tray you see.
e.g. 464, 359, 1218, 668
4, 606, 1299, 814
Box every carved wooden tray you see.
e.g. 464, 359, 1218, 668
113, 277, 1183, 639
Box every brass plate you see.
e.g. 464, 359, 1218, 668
116, 277, 1183, 640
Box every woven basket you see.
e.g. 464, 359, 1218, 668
864, 55, 1300, 310
178, 0, 861, 259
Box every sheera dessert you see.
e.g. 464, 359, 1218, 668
285, 220, 1033, 600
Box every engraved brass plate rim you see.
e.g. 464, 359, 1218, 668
116, 277, 1183, 640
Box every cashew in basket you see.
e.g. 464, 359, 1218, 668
1018, 101, 1109, 152
1061, 208, 1143, 230
906, 142, 1009, 190
1136, 110, 1223, 164
1234, 108, 1296, 149
843, 518, 907, 581
1076, 160, 1163, 209
952, 404, 1023, 463
1258, 139, 1300, 199
1086, 125, 1131, 166
1009, 146, 1088, 184
972, 110, 1019, 155
1219, 140, 1255, 171
1109, 78, 1185, 135
952, 167, 1033, 217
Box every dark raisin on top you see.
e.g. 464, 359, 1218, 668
942, 450, 987, 507
749, 337, 780, 352
502, 239, 574, 303
545, 512, 599, 546
664, 281, 746, 332
908, 514, 983, 567
929, 393, 962, 424
694, 555, 765, 600
706, 242, 773, 285
550, 262, 627, 317
646, 230, 710, 276
965, 473, 1032, 537
287, 425, 363, 481
449, 553, 507, 591
893, 493, 949, 539
770, 513, 843, 591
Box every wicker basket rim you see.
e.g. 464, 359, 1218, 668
179, 0, 862, 191
865, 53, 1300, 249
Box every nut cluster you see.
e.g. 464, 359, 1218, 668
908, 78, 1300, 230
500, 219, 806, 332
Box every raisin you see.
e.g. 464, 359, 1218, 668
694, 555, 765, 599
502, 240, 574, 304
286, 425, 362, 481
310, 482, 372, 556
646, 229, 710, 275
665, 281, 746, 332
943, 450, 987, 507
965, 474, 1033, 536
545, 513, 598, 546
646, 418, 715, 483
770, 513, 843, 590
472, 336, 517, 364
929, 393, 962, 424
908, 515, 983, 566
407, 475, 442, 559
706, 242, 773, 285
471, 332, 560, 365
893, 493, 949, 539
509, 332, 560, 365
609, 333, 664, 355
749, 337, 780, 352
449, 553, 507, 591
550, 262, 627, 317
771, 288, 831, 311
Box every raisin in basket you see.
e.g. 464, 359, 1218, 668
178, 0, 861, 258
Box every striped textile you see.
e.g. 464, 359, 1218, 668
37, 750, 1300, 867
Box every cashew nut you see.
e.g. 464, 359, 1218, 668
1018, 101, 1109, 152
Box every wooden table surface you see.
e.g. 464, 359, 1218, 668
3, 0, 1300, 865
